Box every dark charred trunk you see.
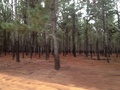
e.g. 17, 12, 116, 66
72, 8, 76, 57
65, 29, 69, 55
85, 20, 89, 57
96, 39, 100, 60
38, 46, 40, 58
15, 38, 20, 62
12, 43, 15, 60
45, 42, 49, 60
3, 30, 7, 55
90, 44, 92, 58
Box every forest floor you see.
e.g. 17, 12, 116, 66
0, 53, 120, 90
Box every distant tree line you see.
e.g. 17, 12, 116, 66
0, 0, 120, 69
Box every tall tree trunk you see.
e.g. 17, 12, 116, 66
62, 35, 65, 56
72, 0, 76, 57
102, 1, 107, 57
30, 32, 35, 59
65, 29, 69, 55
22, 34, 25, 58
85, 20, 89, 57
12, 34, 15, 60
15, 0, 20, 62
116, 0, 120, 57
38, 46, 41, 58
45, 32, 49, 60
102, 1, 109, 63
50, 0, 60, 70
15, 37, 20, 62
93, 0, 100, 60
96, 21, 100, 60
84, 0, 90, 57
3, 30, 7, 55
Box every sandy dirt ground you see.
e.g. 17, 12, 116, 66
0, 53, 120, 90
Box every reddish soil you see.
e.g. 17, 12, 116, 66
0, 53, 120, 90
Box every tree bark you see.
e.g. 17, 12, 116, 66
50, 0, 60, 70
15, 0, 20, 62
72, 0, 76, 57
85, 20, 89, 57
95, 19, 100, 60
3, 30, 7, 55
102, 1, 109, 63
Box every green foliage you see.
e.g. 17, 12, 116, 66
0, 0, 120, 55
1, 22, 14, 31
29, 3, 50, 32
